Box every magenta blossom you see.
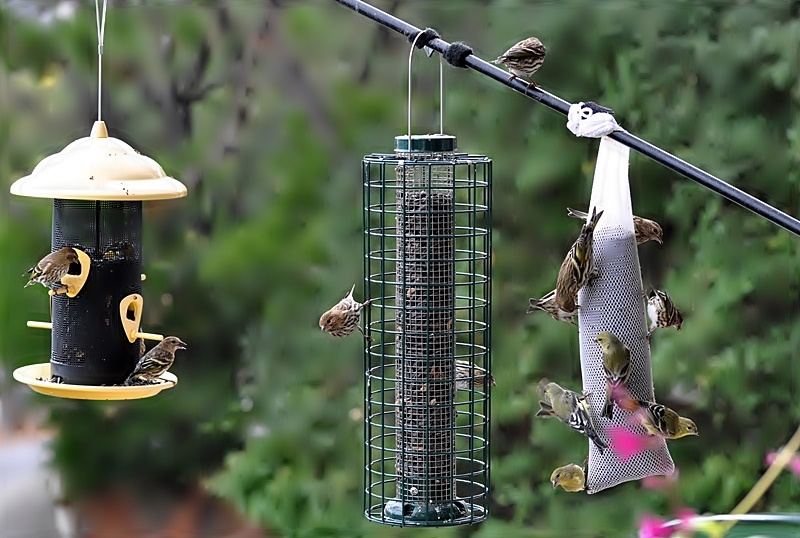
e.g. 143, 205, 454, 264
638, 514, 673, 538
641, 469, 679, 491
765, 450, 800, 478
609, 425, 658, 462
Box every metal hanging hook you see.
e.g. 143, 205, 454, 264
95, 0, 108, 121
406, 32, 445, 147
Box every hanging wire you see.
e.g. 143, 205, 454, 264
407, 31, 423, 147
439, 55, 444, 134
335, 0, 800, 238
95, 0, 108, 121
407, 34, 446, 144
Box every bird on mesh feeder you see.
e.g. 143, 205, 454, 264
527, 288, 578, 325
567, 207, 663, 246
555, 207, 604, 312
124, 336, 187, 386
492, 36, 547, 88
536, 379, 608, 454
23, 247, 79, 291
551, 457, 588, 492
644, 289, 684, 339
319, 284, 373, 342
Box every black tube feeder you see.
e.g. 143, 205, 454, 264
363, 134, 492, 526
10, 121, 187, 400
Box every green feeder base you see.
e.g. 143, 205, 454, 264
382, 499, 470, 525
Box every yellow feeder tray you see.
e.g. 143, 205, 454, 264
13, 363, 177, 401
10, 121, 187, 201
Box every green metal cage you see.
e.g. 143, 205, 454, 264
362, 134, 492, 526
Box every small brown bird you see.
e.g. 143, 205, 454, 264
455, 359, 496, 391
319, 285, 373, 342
492, 37, 547, 88
644, 289, 683, 339
527, 289, 578, 325
24, 247, 79, 290
567, 208, 663, 245
551, 460, 587, 492
124, 336, 187, 386
555, 207, 604, 312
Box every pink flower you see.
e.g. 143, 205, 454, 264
638, 514, 673, 538
675, 508, 697, 532
765, 450, 800, 478
641, 469, 679, 491
609, 425, 657, 462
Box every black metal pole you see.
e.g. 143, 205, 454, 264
334, 0, 800, 238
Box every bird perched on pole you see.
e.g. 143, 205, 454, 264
555, 207, 604, 312
550, 457, 588, 492
596, 331, 632, 420
644, 289, 683, 339
124, 336, 187, 386
319, 285, 373, 342
536, 379, 607, 454
23, 247, 79, 290
619, 396, 698, 440
492, 36, 547, 88
526, 289, 578, 325
567, 207, 663, 246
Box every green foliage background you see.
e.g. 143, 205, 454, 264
1, 1, 799, 536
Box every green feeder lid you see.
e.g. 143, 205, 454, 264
395, 134, 456, 153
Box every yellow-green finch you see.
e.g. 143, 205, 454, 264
555, 207, 603, 312
595, 331, 632, 420
567, 207, 663, 245
536, 379, 607, 454
620, 397, 699, 440
550, 459, 587, 492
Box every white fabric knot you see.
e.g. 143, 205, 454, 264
567, 102, 623, 138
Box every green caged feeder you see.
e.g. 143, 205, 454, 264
362, 134, 492, 526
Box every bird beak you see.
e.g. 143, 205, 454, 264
178, 340, 188, 350
320, 326, 325, 332
655, 237, 663, 244
551, 480, 557, 489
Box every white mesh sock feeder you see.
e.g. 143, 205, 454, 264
579, 137, 674, 492
363, 134, 492, 525
10, 121, 187, 400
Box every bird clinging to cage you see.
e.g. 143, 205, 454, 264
527, 288, 577, 325
319, 284, 373, 342
596, 331, 632, 420
23, 247, 79, 291
536, 379, 608, 454
551, 458, 588, 492
644, 289, 683, 339
492, 36, 547, 88
455, 359, 495, 391
124, 336, 187, 386
619, 396, 698, 440
555, 207, 604, 312
567, 207, 663, 246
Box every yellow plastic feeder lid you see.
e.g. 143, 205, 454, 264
13, 363, 177, 401
10, 121, 187, 201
